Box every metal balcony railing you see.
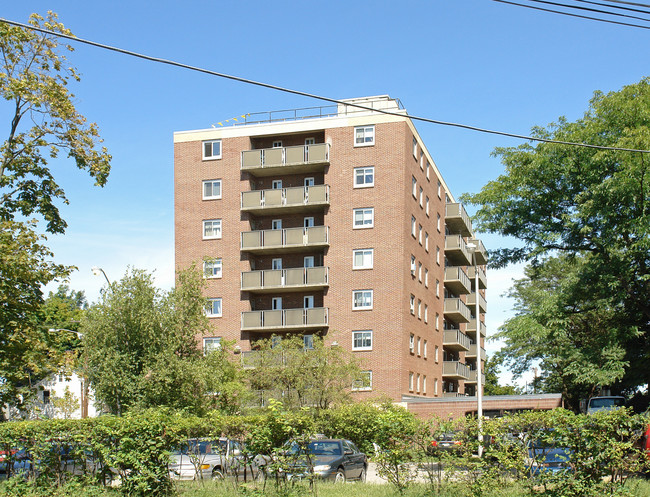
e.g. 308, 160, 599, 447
466, 292, 488, 314
466, 343, 487, 361
443, 298, 472, 324
241, 185, 329, 214
442, 361, 471, 380
443, 329, 471, 351
444, 267, 471, 295
241, 307, 329, 332
241, 143, 330, 176
467, 266, 487, 290
466, 319, 487, 337
445, 203, 473, 237
444, 235, 472, 266
241, 267, 329, 293
240, 226, 329, 253
469, 238, 488, 265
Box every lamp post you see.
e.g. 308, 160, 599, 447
466, 242, 483, 457
48, 328, 88, 419
91, 266, 111, 287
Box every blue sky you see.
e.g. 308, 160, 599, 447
3, 1, 648, 385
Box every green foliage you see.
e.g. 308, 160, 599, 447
246, 335, 361, 410
81, 266, 247, 415
462, 78, 650, 397
483, 355, 519, 396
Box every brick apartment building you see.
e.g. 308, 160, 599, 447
173, 95, 487, 404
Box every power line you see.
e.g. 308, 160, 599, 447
492, 0, 650, 28
529, 0, 650, 20
574, 0, 650, 15
1, 17, 649, 154
605, 0, 650, 8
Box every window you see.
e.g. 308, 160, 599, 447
424, 340, 428, 358
304, 256, 314, 268
436, 313, 440, 330
437, 180, 442, 198
417, 373, 421, 392
203, 337, 222, 355
412, 137, 417, 157
352, 290, 373, 310
304, 295, 314, 308
272, 140, 283, 148
420, 151, 424, 170
409, 372, 414, 391
411, 216, 416, 237
424, 305, 428, 323
418, 262, 422, 282
352, 330, 373, 351
436, 246, 441, 265
437, 213, 441, 232
354, 166, 374, 188
354, 126, 375, 146
272, 258, 282, 270
423, 375, 427, 394
410, 255, 416, 275
419, 187, 423, 207
353, 248, 374, 269
426, 196, 430, 216
412, 176, 417, 198
304, 177, 315, 186
272, 297, 282, 310
409, 334, 415, 353
203, 179, 222, 199
305, 137, 315, 145
435, 345, 439, 363
272, 219, 282, 230
418, 337, 422, 356
434, 378, 438, 396
202, 139, 222, 160
426, 160, 431, 180
425, 269, 429, 287
436, 279, 440, 298
206, 298, 222, 317
410, 294, 415, 314
303, 334, 314, 350
272, 179, 282, 189
304, 216, 314, 228
352, 371, 372, 391
203, 258, 222, 278
418, 299, 422, 319
419, 225, 423, 245
203, 219, 222, 239
425, 232, 429, 252
353, 208, 374, 228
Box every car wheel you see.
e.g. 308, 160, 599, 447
334, 468, 346, 483
357, 466, 367, 483
212, 468, 224, 480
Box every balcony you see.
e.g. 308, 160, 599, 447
468, 239, 488, 265
443, 392, 465, 398
465, 370, 486, 385
443, 329, 470, 351
241, 185, 329, 215
466, 292, 487, 314
467, 266, 487, 290
241, 226, 329, 254
465, 319, 487, 337
241, 267, 329, 293
442, 361, 471, 380
443, 298, 472, 324
444, 235, 472, 266
445, 203, 473, 237
241, 143, 330, 176
241, 307, 328, 332
465, 343, 487, 361
444, 267, 471, 295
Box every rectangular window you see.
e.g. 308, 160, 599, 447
437, 213, 441, 232
417, 373, 421, 392
203, 179, 222, 199
424, 305, 428, 323
206, 298, 222, 317
272, 179, 282, 189
423, 375, 427, 394
437, 180, 442, 198
353, 208, 374, 228
427, 160, 431, 180
411, 216, 416, 237
418, 299, 422, 319
354, 126, 375, 146
203, 219, 222, 239
425, 269, 429, 287
412, 176, 417, 198
418, 262, 422, 282
412, 137, 417, 157
419, 225, 423, 245
409, 334, 415, 353
272, 219, 282, 230
425, 232, 429, 252
352, 330, 373, 351
272, 258, 282, 270
354, 166, 374, 188
436, 246, 441, 265
304, 177, 315, 186
409, 372, 414, 391
272, 140, 283, 148
203, 337, 222, 355
411, 255, 416, 275
419, 187, 423, 207
436, 313, 440, 330
305, 137, 315, 145
203, 258, 222, 278
352, 371, 372, 391
410, 294, 415, 314
424, 340, 428, 358
420, 151, 424, 170
426, 196, 430, 216
352, 290, 373, 310
436, 279, 440, 298
353, 248, 374, 269
303, 334, 314, 350
202, 139, 222, 160
435, 345, 439, 363
434, 378, 438, 396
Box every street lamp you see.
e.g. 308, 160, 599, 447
466, 241, 483, 457
91, 266, 111, 286
48, 328, 89, 419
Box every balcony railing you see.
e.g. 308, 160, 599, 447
443, 298, 472, 324
466, 292, 487, 314
469, 238, 488, 265
241, 307, 328, 332
444, 235, 472, 266
241, 267, 329, 293
442, 361, 471, 380
465, 343, 487, 361
467, 266, 487, 290
444, 267, 471, 295
443, 329, 471, 351
241, 143, 330, 176
445, 203, 473, 237
465, 319, 487, 337
443, 392, 466, 398
241, 185, 329, 215
241, 226, 329, 254
465, 370, 486, 385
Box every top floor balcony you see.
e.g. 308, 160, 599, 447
445, 203, 473, 237
241, 143, 330, 177
241, 185, 329, 215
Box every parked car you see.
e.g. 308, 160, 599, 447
586, 396, 625, 415
169, 438, 266, 481
0, 449, 31, 479
280, 438, 367, 483
427, 433, 463, 454
525, 438, 572, 476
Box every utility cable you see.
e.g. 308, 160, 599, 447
574, 0, 650, 15
492, 0, 650, 28
526, 0, 650, 21
1, 17, 649, 154
605, 0, 650, 8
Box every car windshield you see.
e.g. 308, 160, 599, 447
172, 439, 227, 455
589, 397, 624, 409
286, 441, 342, 456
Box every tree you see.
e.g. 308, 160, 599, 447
462, 78, 650, 398
246, 335, 361, 409
51, 385, 80, 419
483, 355, 519, 396
81, 267, 246, 415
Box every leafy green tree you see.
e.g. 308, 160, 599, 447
483, 355, 519, 396
81, 266, 246, 415
462, 78, 650, 398
246, 335, 361, 409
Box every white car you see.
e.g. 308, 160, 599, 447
169, 438, 266, 481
